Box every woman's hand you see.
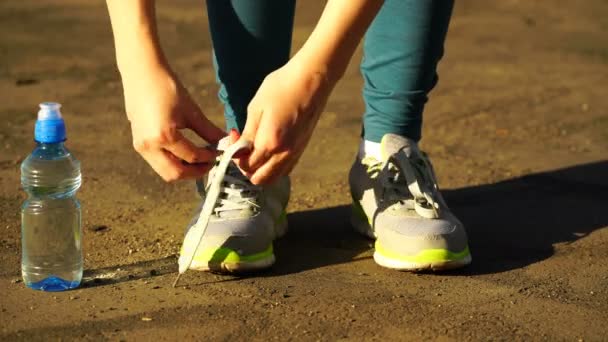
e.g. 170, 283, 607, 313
237, 60, 335, 185
121, 64, 225, 182
106, 0, 381, 185
234, 0, 383, 185
106, 0, 226, 182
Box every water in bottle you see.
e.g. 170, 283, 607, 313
21, 102, 83, 291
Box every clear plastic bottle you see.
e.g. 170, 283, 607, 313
21, 102, 82, 291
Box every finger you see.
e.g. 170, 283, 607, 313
250, 152, 290, 185
186, 106, 225, 144
245, 147, 271, 172
229, 128, 240, 143
228, 129, 251, 159
233, 148, 251, 160
251, 145, 303, 185
164, 130, 219, 164
142, 150, 213, 182
236, 111, 263, 173
282, 147, 305, 176
241, 104, 262, 144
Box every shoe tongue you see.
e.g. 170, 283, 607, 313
226, 161, 247, 179
380, 134, 418, 162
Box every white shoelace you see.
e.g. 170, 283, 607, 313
362, 150, 441, 219
213, 168, 260, 216
176, 138, 253, 278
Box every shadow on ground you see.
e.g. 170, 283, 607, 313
447, 160, 608, 275
6, 161, 607, 342
78, 160, 608, 285
272, 205, 372, 275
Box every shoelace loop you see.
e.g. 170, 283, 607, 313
362, 150, 441, 219
214, 168, 261, 216
196, 160, 262, 217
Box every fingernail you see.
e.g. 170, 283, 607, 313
229, 129, 240, 143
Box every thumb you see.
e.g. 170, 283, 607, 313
235, 105, 263, 173
186, 105, 225, 145
228, 128, 251, 159
240, 106, 261, 145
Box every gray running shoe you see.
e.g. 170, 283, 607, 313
180, 162, 290, 273
349, 133, 471, 271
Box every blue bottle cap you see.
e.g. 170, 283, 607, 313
34, 102, 66, 143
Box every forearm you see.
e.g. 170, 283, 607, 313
293, 0, 384, 83
105, 0, 168, 76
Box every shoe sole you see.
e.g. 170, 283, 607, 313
187, 212, 288, 274
351, 203, 472, 272
374, 249, 472, 272
189, 253, 276, 273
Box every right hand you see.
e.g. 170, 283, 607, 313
120, 65, 225, 182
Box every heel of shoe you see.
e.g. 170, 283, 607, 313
350, 202, 375, 239
275, 210, 288, 238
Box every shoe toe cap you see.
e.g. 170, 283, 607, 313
375, 213, 469, 254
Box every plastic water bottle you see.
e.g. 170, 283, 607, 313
20, 102, 83, 291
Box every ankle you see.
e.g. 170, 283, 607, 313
359, 140, 382, 160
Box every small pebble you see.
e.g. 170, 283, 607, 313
141, 317, 153, 321
88, 225, 109, 233
15, 78, 39, 86
69, 296, 79, 300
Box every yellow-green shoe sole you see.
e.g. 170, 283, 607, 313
183, 210, 288, 273
374, 241, 471, 271
188, 244, 275, 273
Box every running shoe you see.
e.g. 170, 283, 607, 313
349, 133, 471, 271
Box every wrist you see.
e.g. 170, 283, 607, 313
290, 0, 383, 86
290, 49, 341, 87
118, 55, 170, 83
117, 49, 167, 80
113, 26, 169, 78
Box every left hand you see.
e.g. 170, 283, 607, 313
237, 59, 335, 185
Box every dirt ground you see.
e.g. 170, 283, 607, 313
1, 0, 607, 340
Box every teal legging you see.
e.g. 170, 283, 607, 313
206, 0, 454, 143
